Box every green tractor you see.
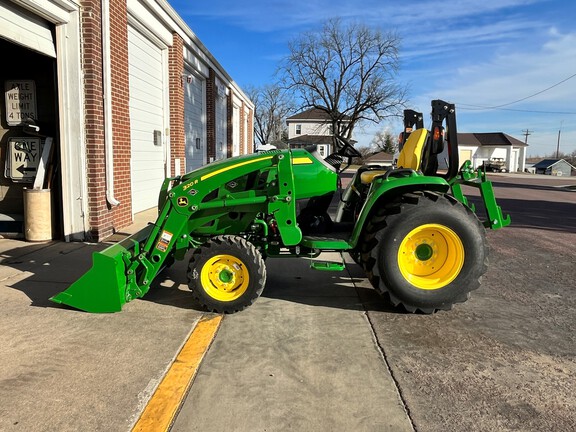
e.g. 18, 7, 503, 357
51, 100, 510, 314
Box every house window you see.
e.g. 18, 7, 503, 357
296, 124, 301, 135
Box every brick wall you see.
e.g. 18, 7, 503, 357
81, 0, 132, 241
169, 33, 185, 175
109, 0, 132, 230
81, 0, 111, 241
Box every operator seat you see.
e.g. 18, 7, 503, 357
360, 128, 429, 185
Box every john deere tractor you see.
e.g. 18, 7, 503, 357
51, 100, 510, 314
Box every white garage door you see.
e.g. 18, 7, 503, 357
232, 104, 240, 156
128, 25, 166, 213
184, 71, 205, 172
215, 84, 227, 161
0, 0, 56, 58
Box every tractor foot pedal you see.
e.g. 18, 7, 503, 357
309, 261, 345, 271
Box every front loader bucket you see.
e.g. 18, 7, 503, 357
50, 225, 154, 313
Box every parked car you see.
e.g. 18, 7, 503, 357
480, 158, 507, 172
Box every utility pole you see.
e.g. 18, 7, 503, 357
556, 120, 563, 159
522, 129, 532, 146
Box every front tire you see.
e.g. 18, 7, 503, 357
187, 235, 266, 313
361, 192, 488, 313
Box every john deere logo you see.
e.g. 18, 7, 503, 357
177, 197, 188, 207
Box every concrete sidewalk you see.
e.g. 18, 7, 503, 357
0, 210, 207, 432
172, 255, 414, 432
0, 212, 413, 431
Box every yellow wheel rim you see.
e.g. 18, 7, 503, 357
398, 224, 464, 290
200, 254, 250, 302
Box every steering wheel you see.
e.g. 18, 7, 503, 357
335, 136, 362, 159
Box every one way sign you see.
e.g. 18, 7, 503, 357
5, 137, 42, 182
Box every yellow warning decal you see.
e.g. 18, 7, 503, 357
292, 157, 313, 165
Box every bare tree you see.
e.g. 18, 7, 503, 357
371, 129, 397, 154
278, 18, 407, 145
245, 84, 296, 148
351, 145, 375, 165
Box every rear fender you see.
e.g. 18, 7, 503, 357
348, 174, 450, 248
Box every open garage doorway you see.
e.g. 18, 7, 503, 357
0, 37, 62, 239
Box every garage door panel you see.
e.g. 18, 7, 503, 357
184, 70, 205, 172
130, 83, 162, 103
132, 170, 164, 184
132, 176, 164, 188
128, 25, 165, 213
0, 1, 56, 58
129, 85, 163, 104
130, 112, 163, 128
129, 49, 162, 71
215, 95, 227, 160
128, 30, 162, 62
131, 62, 162, 84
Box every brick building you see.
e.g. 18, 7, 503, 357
0, 0, 254, 241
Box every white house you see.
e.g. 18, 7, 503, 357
458, 133, 527, 172
438, 132, 527, 173
286, 108, 352, 158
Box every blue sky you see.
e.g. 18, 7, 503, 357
170, 0, 576, 157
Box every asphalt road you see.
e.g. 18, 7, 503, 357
359, 173, 576, 432
173, 172, 576, 432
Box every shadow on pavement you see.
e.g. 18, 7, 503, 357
0, 240, 107, 308
468, 196, 576, 233
2, 236, 457, 316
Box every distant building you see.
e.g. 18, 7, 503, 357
435, 133, 527, 172
532, 159, 575, 177
458, 133, 527, 172
286, 108, 353, 157
255, 144, 277, 152
364, 151, 395, 167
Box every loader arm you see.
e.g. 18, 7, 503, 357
51, 151, 305, 312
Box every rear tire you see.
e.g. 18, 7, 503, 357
187, 235, 266, 313
361, 192, 488, 313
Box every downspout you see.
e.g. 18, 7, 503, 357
102, 0, 120, 206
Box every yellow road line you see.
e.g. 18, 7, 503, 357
131, 315, 223, 432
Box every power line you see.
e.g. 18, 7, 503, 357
456, 71, 576, 114
458, 105, 576, 115
486, 72, 576, 109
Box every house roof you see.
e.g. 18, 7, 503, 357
533, 159, 576, 170
287, 108, 350, 122
458, 133, 527, 147
365, 151, 395, 163
287, 134, 335, 146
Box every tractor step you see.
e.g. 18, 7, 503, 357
301, 236, 351, 250
309, 261, 346, 271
